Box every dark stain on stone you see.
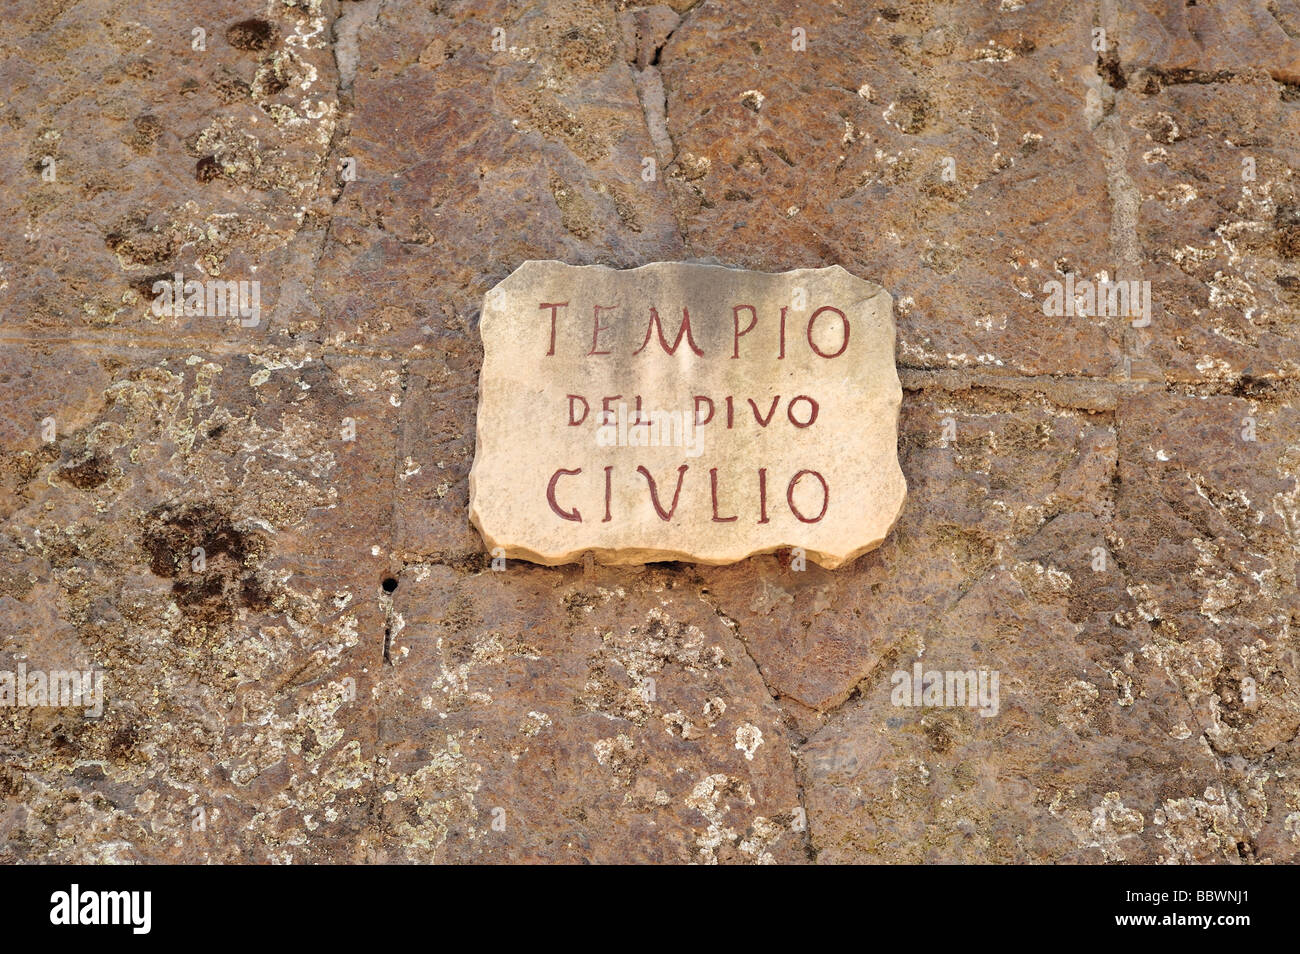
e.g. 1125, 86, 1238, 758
227, 19, 276, 52
195, 155, 222, 182
1275, 204, 1300, 258
56, 452, 111, 490
140, 502, 271, 624
1097, 49, 1127, 90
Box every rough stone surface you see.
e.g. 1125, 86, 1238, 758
1, 0, 1297, 864
470, 260, 905, 569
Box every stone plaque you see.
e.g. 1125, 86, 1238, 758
468, 261, 906, 568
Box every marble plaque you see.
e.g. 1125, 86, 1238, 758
468, 261, 906, 568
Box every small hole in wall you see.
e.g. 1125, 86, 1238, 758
381, 577, 398, 594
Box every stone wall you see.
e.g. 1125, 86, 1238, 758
1, 0, 1297, 863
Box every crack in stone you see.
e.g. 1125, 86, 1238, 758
1093, 0, 1161, 387
623, 3, 698, 252
694, 580, 818, 861
240, 0, 371, 350
334, 0, 384, 96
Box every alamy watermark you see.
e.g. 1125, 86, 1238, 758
150, 272, 260, 327
891, 661, 1000, 717
1042, 275, 1151, 327
590, 400, 704, 458
50, 884, 150, 934
0, 664, 103, 716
